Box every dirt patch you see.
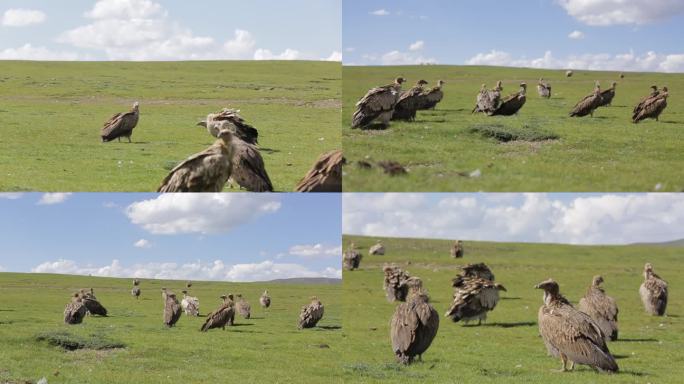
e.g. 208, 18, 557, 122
469, 124, 559, 142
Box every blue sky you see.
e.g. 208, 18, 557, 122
0, 193, 341, 281
0, 0, 341, 61
343, 0, 684, 72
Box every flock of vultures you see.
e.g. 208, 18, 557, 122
99, 105, 343, 192
63, 280, 325, 331
351, 71, 670, 130
343, 241, 669, 373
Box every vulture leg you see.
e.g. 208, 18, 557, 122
128, 136, 132, 143
568, 361, 575, 371
556, 353, 570, 372
117, 137, 121, 142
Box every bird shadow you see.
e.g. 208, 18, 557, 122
248, 316, 265, 320
259, 148, 281, 154
617, 370, 647, 377
501, 297, 522, 300
616, 338, 658, 343
474, 321, 537, 328
0, 309, 16, 312
659, 120, 682, 124
612, 354, 631, 360
230, 323, 254, 327
130, 141, 151, 145
318, 325, 342, 330
360, 123, 389, 131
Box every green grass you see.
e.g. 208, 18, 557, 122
342, 65, 684, 191
0, 273, 341, 383
0, 61, 340, 192
341, 235, 684, 383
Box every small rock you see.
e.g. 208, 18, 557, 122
37, 378, 48, 384
469, 169, 482, 178
515, 364, 522, 368
318, 137, 325, 141
654, 183, 663, 191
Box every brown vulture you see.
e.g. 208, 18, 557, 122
131, 285, 141, 299
537, 78, 551, 98
82, 296, 108, 317
157, 129, 234, 192
235, 294, 251, 319
369, 241, 385, 255
298, 296, 324, 329
260, 290, 271, 308
597, 82, 617, 107
459, 262, 495, 281
491, 82, 527, 116
198, 108, 258, 145
351, 77, 405, 128
472, 81, 502, 115
101, 102, 139, 143
383, 263, 411, 302
163, 292, 182, 328
639, 263, 668, 316
536, 279, 618, 373
201, 295, 236, 331
445, 276, 506, 325
181, 290, 200, 316
418, 80, 445, 110
632, 85, 659, 117
229, 138, 273, 192
633, 87, 669, 123
578, 276, 618, 341
390, 277, 439, 364
294, 149, 343, 192
64, 293, 87, 325
450, 240, 464, 258
566, 70, 574, 77
343, 242, 362, 270
569, 81, 603, 117
391, 80, 428, 121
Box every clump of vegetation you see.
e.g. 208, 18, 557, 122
35, 331, 125, 351
468, 124, 559, 142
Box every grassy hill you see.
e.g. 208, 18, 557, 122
342, 65, 684, 191
341, 235, 683, 383
0, 273, 341, 383
0, 60, 340, 192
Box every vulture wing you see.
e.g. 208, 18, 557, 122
231, 139, 273, 192
295, 150, 343, 192
158, 141, 232, 192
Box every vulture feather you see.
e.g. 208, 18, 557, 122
351, 77, 405, 128
260, 290, 271, 308
458, 263, 495, 281
181, 290, 200, 316
131, 286, 141, 299
64, 293, 87, 325
298, 296, 324, 329
390, 277, 439, 364
569, 82, 604, 117
383, 264, 411, 302
537, 78, 551, 98
229, 138, 273, 192
201, 295, 235, 331
101, 102, 139, 143
236, 294, 251, 319
343, 242, 362, 271
566, 70, 574, 78
164, 292, 182, 328
294, 150, 343, 192
369, 241, 385, 255
472, 81, 503, 115
633, 87, 669, 123
199, 108, 258, 144
491, 82, 527, 116
639, 263, 668, 316
445, 276, 506, 325
597, 82, 617, 107
632, 86, 659, 117
578, 276, 618, 341
450, 240, 464, 258
418, 80, 445, 110
82, 297, 108, 317
392, 80, 428, 121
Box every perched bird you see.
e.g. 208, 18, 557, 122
201, 295, 235, 331
343, 242, 362, 270
229, 136, 273, 192
566, 70, 574, 78
161, 287, 167, 301
81, 294, 108, 317
472, 81, 503, 115
377, 160, 407, 176
639, 263, 668, 316
351, 77, 406, 128
418, 80, 445, 110
633, 87, 669, 123
236, 294, 251, 319
450, 240, 464, 258
369, 241, 385, 255
491, 82, 527, 116
535, 279, 618, 373
260, 290, 271, 308
632, 85, 659, 117
569, 81, 604, 117
131, 279, 141, 299
579, 276, 618, 341
198, 108, 258, 145
101, 102, 139, 143
537, 78, 551, 98
186, 281, 192, 289
619, 73, 625, 79
164, 292, 182, 328
383, 264, 411, 302
157, 129, 234, 192
64, 293, 87, 325
294, 150, 344, 192
459, 263, 495, 281
390, 277, 439, 364
598, 82, 617, 107
445, 276, 506, 325
181, 290, 200, 316
298, 296, 324, 329
392, 80, 429, 121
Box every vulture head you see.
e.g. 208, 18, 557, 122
436, 79, 445, 87
480, 84, 486, 91
220, 294, 227, 301
132, 101, 140, 110
644, 263, 654, 279
519, 82, 527, 94
133, 279, 140, 286
661, 86, 669, 92
538, 77, 544, 84
181, 290, 188, 295
263, 290, 269, 295
611, 81, 617, 88
495, 80, 503, 91
161, 287, 167, 292
495, 283, 507, 292
395, 77, 406, 85
400, 276, 423, 292
535, 278, 560, 303
416, 80, 428, 86
592, 275, 604, 287
227, 293, 234, 301
186, 281, 192, 288
167, 293, 177, 300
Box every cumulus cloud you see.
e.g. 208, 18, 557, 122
37, 193, 72, 205
324, 51, 342, 62
31, 258, 341, 282
370, 9, 390, 16
2, 9, 46, 27
288, 244, 341, 258
558, 0, 684, 26
568, 30, 585, 39
0, 265, 5, 272
0, 44, 82, 60
343, 193, 684, 245
133, 239, 151, 248
409, 40, 425, 51
253, 48, 301, 60
466, 49, 684, 73
0, 193, 23, 199
223, 29, 256, 58
380, 50, 437, 65
125, 194, 281, 235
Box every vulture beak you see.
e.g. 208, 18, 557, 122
497, 284, 507, 292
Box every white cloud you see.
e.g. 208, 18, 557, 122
37, 193, 72, 205
343, 193, 684, 245
466, 49, 684, 73
288, 244, 342, 258
0, 265, 5, 272
409, 40, 424, 51
223, 29, 256, 58
345, 47, 356, 53
558, 0, 684, 26
0, 193, 23, 199
370, 9, 390, 16
0, 44, 82, 61
31, 258, 341, 282
125, 194, 281, 235
568, 30, 585, 39
253, 48, 301, 60
1, 9, 46, 27
324, 51, 342, 62
85, 0, 164, 19
380, 50, 437, 65
133, 239, 151, 248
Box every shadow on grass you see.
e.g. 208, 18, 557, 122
616, 338, 658, 342
501, 297, 522, 300
248, 316, 265, 320
359, 123, 389, 131
613, 354, 631, 359
259, 148, 281, 154
318, 325, 342, 330
463, 321, 536, 328
230, 323, 254, 327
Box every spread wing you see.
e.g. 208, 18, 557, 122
158, 141, 232, 192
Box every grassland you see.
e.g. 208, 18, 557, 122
342, 65, 684, 192
341, 235, 684, 383
0, 61, 340, 192
0, 273, 341, 383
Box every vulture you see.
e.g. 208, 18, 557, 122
598, 82, 617, 107
181, 290, 200, 316
578, 276, 618, 341
632, 85, 659, 117
392, 80, 429, 121
260, 290, 271, 308
619, 73, 625, 79
472, 81, 503, 115
633, 87, 669, 123
186, 281, 192, 289
343, 242, 362, 271
298, 296, 324, 329
201, 295, 235, 331
369, 241, 385, 255
537, 78, 551, 98
351, 77, 406, 128
199, 108, 258, 145
100, 102, 140, 143
157, 129, 234, 192
81, 295, 108, 317
536, 279, 618, 373
639, 263, 668, 316
451, 240, 464, 258
445, 276, 506, 325
161, 287, 167, 301
164, 292, 182, 328
377, 160, 407, 176
294, 149, 343, 192
460, 262, 495, 281
383, 263, 411, 302
569, 81, 604, 117
566, 70, 574, 78
131, 279, 141, 299
64, 293, 87, 325
390, 277, 439, 364
418, 80, 445, 110
236, 294, 251, 319
228, 137, 273, 192
491, 82, 527, 116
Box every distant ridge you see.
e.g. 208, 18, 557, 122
630, 239, 684, 247
266, 277, 341, 285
